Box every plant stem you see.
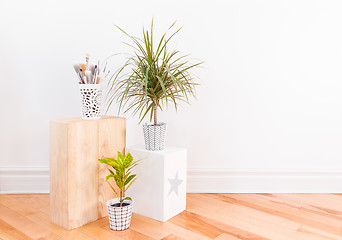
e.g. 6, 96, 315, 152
120, 190, 122, 207
120, 171, 125, 207
154, 102, 158, 125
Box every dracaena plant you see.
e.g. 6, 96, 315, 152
98, 151, 139, 207
106, 20, 202, 125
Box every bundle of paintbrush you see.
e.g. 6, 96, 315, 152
73, 54, 108, 84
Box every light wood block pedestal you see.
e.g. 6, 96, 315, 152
49, 116, 125, 230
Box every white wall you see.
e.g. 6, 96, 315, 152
1, 0, 342, 193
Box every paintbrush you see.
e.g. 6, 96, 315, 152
73, 62, 83, 83
85, 53, 90, 69
96, 76, 102, 84
89, 64, 95, 76
93, 65, 98, 84
103, 61, 107, 74
85, 70, 92, 84
79, 63, 87, 77
89, 64, 95, 83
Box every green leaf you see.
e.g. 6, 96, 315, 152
124, 197, 132, 201
114, 174, 123, 188
139, 102, 153, 124
156, 76, 167, 101
124, 174, 136, 186
98, 158, 110, 164
105, 20, 202, 124
126, 159, 142, 172
117, 151, 124, 164
99, 158, 120, 171
107, 181, 119, 198
106, 174, 114, 182
99, 150, 140, 198
144, 66, 149, 100
108, 168, 114, 175
124, 171, 132, 180
124, 178, 137, 192
123, 152, 133, 167
108, 162, 119, 169
115, 25, 148, 59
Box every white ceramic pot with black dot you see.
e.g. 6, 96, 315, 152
143, 122, 167, 151
107, 198, 133, 231
79, 84, 101, 120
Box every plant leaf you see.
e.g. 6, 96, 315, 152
106, 174, 114, 182
124, 178, 137, 192
106, 20, 202, 124
124, 174, 136, 186
124, 196, 132, 201
107, 181, 119, 198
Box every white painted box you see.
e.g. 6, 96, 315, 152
126, 145, 187, 222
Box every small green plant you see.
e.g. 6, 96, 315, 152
98, 151, 139, 207
106, 20, 202, 125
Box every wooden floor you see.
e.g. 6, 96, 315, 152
1, 194, 342, 240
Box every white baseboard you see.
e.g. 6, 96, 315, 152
1, 167, 342, 194
0, 167, 49, 194
187, 168, 342, 193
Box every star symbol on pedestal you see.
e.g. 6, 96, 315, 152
168, 172, 183, 196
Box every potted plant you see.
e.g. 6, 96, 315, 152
98, 151, 139, 231
106, 20, 202, 151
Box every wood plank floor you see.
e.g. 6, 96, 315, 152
1, 194, 342, 240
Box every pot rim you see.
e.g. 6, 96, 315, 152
143, 122, 167, 127
106, 198, 133, 208
79, 84, 102, 89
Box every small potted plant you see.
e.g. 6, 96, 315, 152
106, 20, 202, 151
98, 151, 139, 231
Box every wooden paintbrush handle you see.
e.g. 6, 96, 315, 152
79, 63, 87, 77
96, 76, 101, 84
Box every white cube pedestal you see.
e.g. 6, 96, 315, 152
126, 145, 187, 222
